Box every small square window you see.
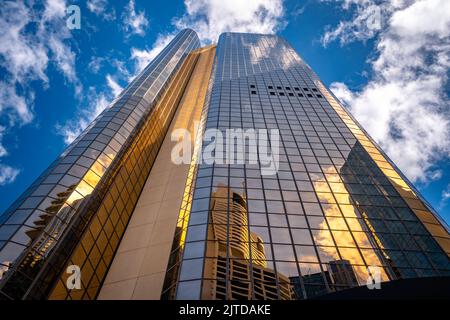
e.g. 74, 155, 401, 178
316, 94, 322, 98
250, 85, 256, 88
251, 91, 257, 94
298, 93, 304, 97
277, 86, 282, 90
294, 87, 300, 91
270, 92, 275, 96
288, 92, 294, 96
279, 92, 285, 96
312, 88, 318, 92
268, 85, 273, 89
303, 88, 309, 91
307, 93, 313, 98
285, 87, 291, 90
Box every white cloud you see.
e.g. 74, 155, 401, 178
0, 164, 20, 186
0, 0, 79, 184
0, 126, 20, 186
131, 33, 176, 73
39, 0, 78, 85
129, 0, 287, 77
439, 183, 450, 210
59, 57, 132, 144
123, 0, 149, 36
322, 2, 382, 46
88, 56, 105, 73
173, 0, 285, 43
443, 185, 450, 201
0, 0, 78, 116
58, 62, 129, 144
106, 74, 123, 97
0, 82, 33, 125
130, 48, 155, 73
87, 0, 116, 21
0, 2, 48, 85
326, 0, 450, 183
0, 126, 8, 158
43, 0, 66, 19
48, 35, 78, 85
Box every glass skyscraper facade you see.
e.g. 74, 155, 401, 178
0, 30, 449, 300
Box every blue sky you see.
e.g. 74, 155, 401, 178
0, 0, 449, 224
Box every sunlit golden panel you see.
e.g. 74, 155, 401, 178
315, 80, 450, 257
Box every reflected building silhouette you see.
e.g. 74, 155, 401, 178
338, 141, 444, 280
328, 259, 359, 289
0, 184, 87, 298
173, 32, 450, 300
202, 184, 294, 300
290, 259, 359, 299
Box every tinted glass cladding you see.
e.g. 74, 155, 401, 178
1, 30, 449, 301
0, 29, 200, 299
172, 32, 450, 300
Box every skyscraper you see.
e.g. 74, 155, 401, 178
0, 29, 449, 300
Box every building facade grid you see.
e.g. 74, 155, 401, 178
173, 32, 450, 300
0, 30, 449, 300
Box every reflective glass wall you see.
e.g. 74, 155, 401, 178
172, 32, 450, 300
0, 29, 200, 299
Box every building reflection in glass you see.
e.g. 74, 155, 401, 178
202, 183, 294, 300
172, 32, 450, 300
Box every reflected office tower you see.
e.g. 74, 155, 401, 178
0, 30, 449, 300
198, 184, 294, 300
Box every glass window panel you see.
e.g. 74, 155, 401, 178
316, 245, 340, 263
268, 214, 288, 227
273, 244, 296, 261
291, 229, 313, 245
271, 228, 291, 244
296, 245, 319, 263
266, 201, 284, 213
332, 230, 356, 247
285, 202, 303, 215
288, 215, 308, 228
307, 216, 327, 229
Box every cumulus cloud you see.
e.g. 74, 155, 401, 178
129, 0, 287, 79
87, 0, 116, 21
173, 0, 285, 43
321, 0, 392, 46
325, 0, 450, 183
73, 0, 287, 149
123, 0, 149, 36
0, 0, 79, 185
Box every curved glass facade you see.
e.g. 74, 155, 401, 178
0, 29, 200, 299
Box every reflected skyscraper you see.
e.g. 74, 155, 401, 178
0, 30, 449, 300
